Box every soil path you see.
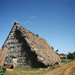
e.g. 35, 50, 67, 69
46, 61, 75, 75
6, 68, 14, 71
64, 63, 75, 75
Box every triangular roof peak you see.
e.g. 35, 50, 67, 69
14, 22, 18, 25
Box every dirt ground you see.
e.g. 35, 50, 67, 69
46, 61, 75, 75
64, 63, 75, 75
6, 68, 14, 71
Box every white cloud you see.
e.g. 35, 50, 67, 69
23, 21, 32, 25
23, 22, 27, 24
31, 16, 35, 19
13, 19, 19, 23
55, 44, 57, 45
27, 21, 32, 23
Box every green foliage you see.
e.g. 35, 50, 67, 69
51, 46, 59, 55
0, 66, 8, 75
61, 59, 73, 63
67, 52, 75, 59
59, 53, 66, 56
2, 66, 6, 73
55, 49, 59, 55
67, 53, 74, 59
72, 52, 75, 59
51, 46, 54, 50
55, 49, 58, 53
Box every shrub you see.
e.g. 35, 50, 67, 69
61, 59, 73, 63
0, 66, 8, 75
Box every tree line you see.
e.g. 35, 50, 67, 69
51, 46, 75, 59
67, 52, 75, 59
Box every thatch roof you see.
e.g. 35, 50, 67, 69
13, 22, 61, 66
1, 22, 61, 67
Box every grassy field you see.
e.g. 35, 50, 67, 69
6, 67, 52, 75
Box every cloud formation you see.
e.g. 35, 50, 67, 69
31, 16, 35, 19
23, 22, 27, 24
27, 21, 32, 23
23, 21, 32, 25
13, 19, 19, 23
55, 44, 57, 45
23, 16, 35, 25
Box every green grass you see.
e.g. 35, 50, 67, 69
61, 59, 74, 63
15, 67, 40, 71
6, 67, 51, 75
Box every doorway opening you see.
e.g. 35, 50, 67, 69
10, 64, 14, 69
9, 57, 17, 69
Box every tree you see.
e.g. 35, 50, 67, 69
56, 49, 58, 53
51, 46, 59, 55
55, 49, 59, 55
51, 47, 54, 50
72, 52, 75, 59
67, 53, 74, 59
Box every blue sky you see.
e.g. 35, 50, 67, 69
0, 0, 75, 54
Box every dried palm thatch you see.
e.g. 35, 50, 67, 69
1, 22, 61, 68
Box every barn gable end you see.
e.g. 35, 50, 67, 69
1, 22, 61, 68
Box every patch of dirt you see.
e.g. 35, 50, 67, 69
70, 66, 75, 75
46, 61, 75, 75
64, 63, 75, 75
6, 68, 14, 71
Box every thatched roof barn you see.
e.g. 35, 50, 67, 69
1, 22, 61, 68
